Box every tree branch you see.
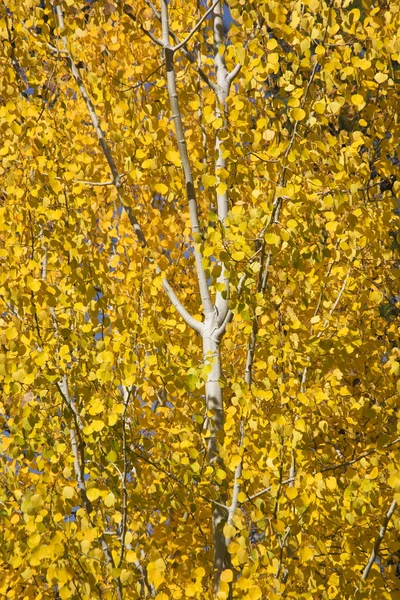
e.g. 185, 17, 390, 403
162, 278, 204, 333
160, 0, 213, 316
57, 375, 83, 431
244, 477, 296, 504
143, 0, 218, 92
316, 436, 400, 474
362, 499, 397, 581
123, 4, 163, 46
172, 0, 220, 52
227, 63, 241, 84
215, 272, 247, 337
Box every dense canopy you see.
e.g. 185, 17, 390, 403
0, 0, 400, 599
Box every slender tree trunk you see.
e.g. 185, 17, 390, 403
203, 316, 229, 589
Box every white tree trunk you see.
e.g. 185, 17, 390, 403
202, 316, 229, 589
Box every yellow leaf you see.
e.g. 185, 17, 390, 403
216, 182, 228, 195
147, 558, 166, 589
108, 413, 119, 426
374, 72, 388, 83
166, 149, 181, 167
104, 492, 115, 507
89, 399, 105, 415
248, 586, 262, 600
368, 467, 379, 480
326, 476, 337, 490
299, 547, 315, 562
86, 488, 101, 502
202, 174, 217, 187
265, 232, 280, 245
286, 487, 298, 499
126, 550, 137, 563
314, 101, 325, 114
5, 327, 18, 340
286, 219, 298, 228
232, 251, 245, 261
328, 101, 341, 114
155, 183, 168, 195
92, 419, 105, 432
294, 419, 305, 432
27, 533, 41, 548
220, 569, 233, 583
28, 279, 41, 292
49, 178, 62, 194
351, 94, 364, 106
120, 569, 131, 583
223, 524, 236, 538
12, 369, 26, 383
292, 108, 306, 121
288, 97, 300, 108
326, 221, 338, 233
63, 486, 75, 499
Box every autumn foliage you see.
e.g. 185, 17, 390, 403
1, 0, 400, 599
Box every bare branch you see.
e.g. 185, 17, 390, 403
245, 477, 296, 503
227, 63, 241, 84
57, 375, 83, 431
57, 178, 114, 187
172, 0, 220, 52
160, 0, 213, 316
118, 386, 132, 569
162, 278, 204, 333
316, 436, 400, 474
143, 0, 218, 92
123, 4, 163, 46
225, 422, 244, 548
362, 499, 397, 581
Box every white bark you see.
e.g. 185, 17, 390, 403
203, 316, 229, 586
362, 499, 397, 581
213, 0, 232, 320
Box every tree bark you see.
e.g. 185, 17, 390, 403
203, 316, 229, 589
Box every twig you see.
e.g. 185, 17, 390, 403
244, 477, 296, 503
316, 436, 400, 474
